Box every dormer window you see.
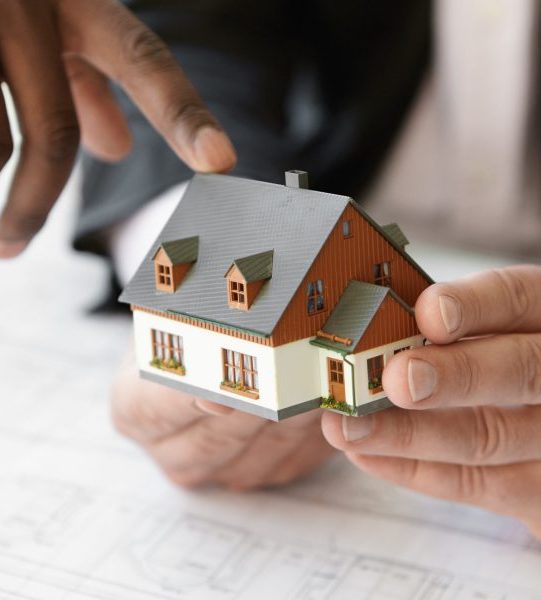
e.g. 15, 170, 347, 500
157, 263, 172, 287
225, 250, 273, 310
153, 236, 199, 293
228, 278, 247, 309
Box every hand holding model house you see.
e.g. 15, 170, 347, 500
115, 171, 541, 539
116, 169, 430, 488
323, 264, 541, 539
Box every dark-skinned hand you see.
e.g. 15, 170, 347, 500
0, 0, 236, 257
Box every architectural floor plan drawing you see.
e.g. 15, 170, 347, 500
0, 171, 540, 600
0, 471, 540, 600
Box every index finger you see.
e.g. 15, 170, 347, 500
59, 0, 236, 173
415, 265, 541, 344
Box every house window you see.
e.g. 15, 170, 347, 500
228, 279, 247, 308
373, 261, 391, 287
307, 279, 325, 314
367, 355, 384, 393
328, 359, 344, 384
151, 329, 184, 365
157, 263, 172, 287
342, 220, 352, 238
222, 349, 259, 393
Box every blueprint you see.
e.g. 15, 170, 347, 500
0, 136, 540, 598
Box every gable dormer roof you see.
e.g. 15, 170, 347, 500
153, 236, 199, 264
312, 281, 414, 353
226, 250, 274, 283
381, 223, 409, 249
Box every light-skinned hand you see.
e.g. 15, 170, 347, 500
0, 0, 236, 258
112, 357, 335, 490
322, 265, 541, 539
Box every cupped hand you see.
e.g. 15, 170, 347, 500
112, 356, 335, 490
0, 0, 236, 257
322, 265, 541, 539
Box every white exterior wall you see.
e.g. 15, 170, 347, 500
133, 310, 279, 412
272, 339, 322, 409
133, 309, 424, 415
353, 334, 424, 407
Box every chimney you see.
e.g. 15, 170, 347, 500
285, 170, 309, 189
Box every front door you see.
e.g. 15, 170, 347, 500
327, 358, 345, 402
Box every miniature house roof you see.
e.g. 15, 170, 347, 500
153, 236, 199, 264
120, 174, 351, 336
381, 223, 409, 249
226, 250, 274, 283
120, 174, 430, 337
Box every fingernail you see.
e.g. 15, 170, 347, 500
439, 295, 462, 334
193, 127, 236, 173
342, 415, 373, 442
408, 359, 437, 402
0, 239, 27, 259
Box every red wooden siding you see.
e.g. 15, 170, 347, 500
270, 203, 430, 346
354, 295, 418, 352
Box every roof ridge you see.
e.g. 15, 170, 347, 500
193, 172, 352, 203
234, 248, 274, 261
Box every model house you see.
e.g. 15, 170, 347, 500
120, 171, 432, 420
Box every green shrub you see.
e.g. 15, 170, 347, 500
320, 396, 356, 416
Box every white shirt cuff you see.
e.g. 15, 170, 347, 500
110, 181, 189, 287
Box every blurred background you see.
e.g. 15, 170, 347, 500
2, 0, 539, 268
0, 3, 539, 592
367, 0, 540, 259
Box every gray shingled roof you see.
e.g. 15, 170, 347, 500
312, 281, 390, 353
381, 223, 409, 248
119, 174, 351, 336
154, 236, 199, 264
228, 250, 274, 283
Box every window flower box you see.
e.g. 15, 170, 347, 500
368, 378, 383, 395
150, 357, 186, 376
220, 382, 259, 400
